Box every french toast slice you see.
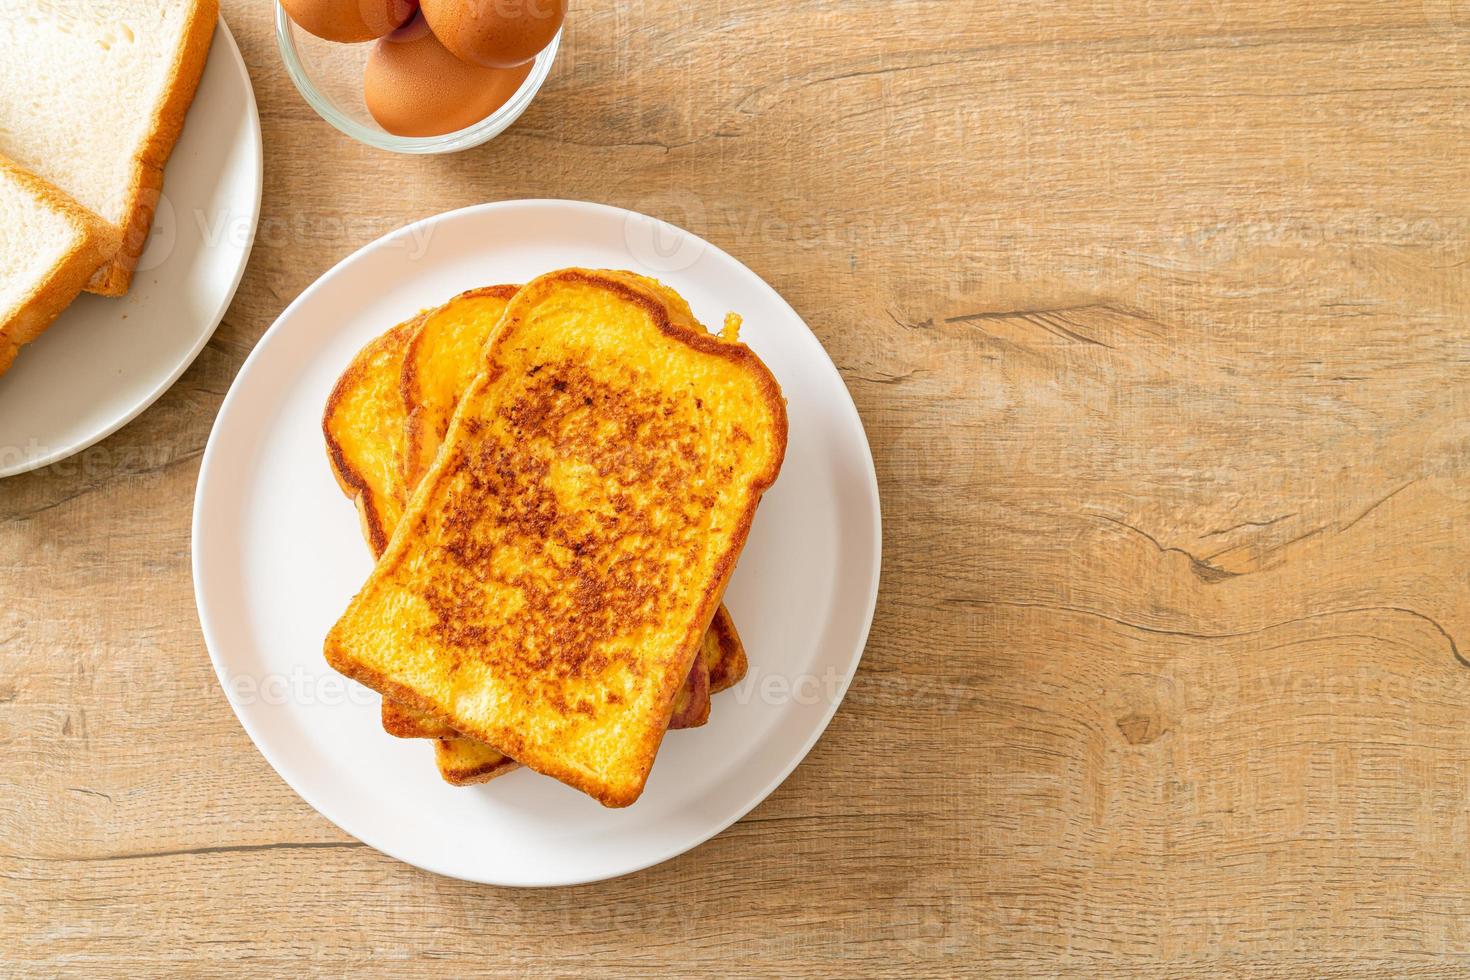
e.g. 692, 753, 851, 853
384, 274, 730, 746
378, 284, 714, 753
325, 269, 787, 806
379, 281, 732, 748
326, 289, 522, 557
324, 283, 748, 786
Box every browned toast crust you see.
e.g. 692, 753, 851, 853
322, 313, 425, 557
668, 648, 711, 730
433, 738, 519, 786
707, 605, 747, 694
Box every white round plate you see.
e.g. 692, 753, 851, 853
0, 18, 262, 477
192, 200, 881, 886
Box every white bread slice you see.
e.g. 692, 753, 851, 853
0, 156, 120, 377
0, 0, 218, 297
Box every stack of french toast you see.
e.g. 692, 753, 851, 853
322, 269, 787, 807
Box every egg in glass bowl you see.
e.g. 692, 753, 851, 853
276, 1, 562, 154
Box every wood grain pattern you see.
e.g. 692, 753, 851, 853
3, 0, 1469, 974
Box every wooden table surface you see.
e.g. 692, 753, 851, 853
5, 1, 1470, 975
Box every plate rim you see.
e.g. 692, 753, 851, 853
191, 198, 883, 886
0, 15, 264, 479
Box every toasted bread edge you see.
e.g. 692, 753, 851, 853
433, 739, 520, 786
322, 314, 423, 558
708, 605, 748, 694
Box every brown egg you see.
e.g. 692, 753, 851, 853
282, 0, 418, 43
364, 16, 533, 137
420, 0, 565, 68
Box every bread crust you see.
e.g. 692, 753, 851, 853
667, 651, 711, 730
321, 313, 425, 557
0, 156, 121, 377
85, 0, 219, 296
324, 269, 789, 807
707, 605, 748, 694
433, 739, 519, 786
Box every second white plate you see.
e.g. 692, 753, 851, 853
0, 17, 262, 477
192, 199, 881, 886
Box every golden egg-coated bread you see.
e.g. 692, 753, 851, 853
386, 274, 738, 749
325, 269, 786, 805
324, 281, 752, 786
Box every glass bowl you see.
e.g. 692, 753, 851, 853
274, 4, 560, 154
